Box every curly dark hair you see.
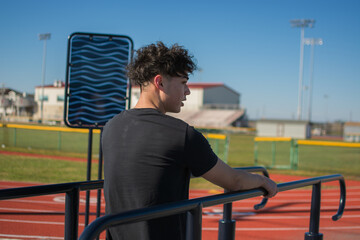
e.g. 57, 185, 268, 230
126, 41, 197, 86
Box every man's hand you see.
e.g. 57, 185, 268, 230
260, 175, 278, 198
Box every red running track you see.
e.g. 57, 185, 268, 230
0, 175, 359, 240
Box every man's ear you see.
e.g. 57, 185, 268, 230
154, 75, 164, 90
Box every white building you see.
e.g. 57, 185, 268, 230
131, 82, 247, 127
0, 87, 35, 119
256, 119, 311, 139
34, 80, 65, 122
131, 82, 240, 110
343, 122, 360, 142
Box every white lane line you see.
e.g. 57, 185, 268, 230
2, 199, 66, 205
0, 233, 64, 239
203, 226, 360, 231
0, 218, 85, 226
0, 218, 65, 225
191, 191, 360, 198
53, 196, 105, 204
2, 198, 105, 207
214, 205, 360, 211
0, 207, 61, 213
202, 214, 360, 219
232, 198, 360, 203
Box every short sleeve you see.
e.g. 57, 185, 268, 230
184, 126, 218, 177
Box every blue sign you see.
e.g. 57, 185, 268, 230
64, 33, 133, 128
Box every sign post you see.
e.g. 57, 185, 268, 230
64, 32, 133, 227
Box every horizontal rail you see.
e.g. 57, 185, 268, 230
0, 123, 101, 133
254, 137, 292, 142
0, 180, 104, 200
206, 133, 227, 140
79, 174, 345, 240
254, 137, 360, 148
297, 140, 360, 148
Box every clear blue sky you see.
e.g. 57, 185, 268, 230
1, 0, 359, 122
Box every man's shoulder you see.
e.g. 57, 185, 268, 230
104, 108, 190, 129
163, 113, 189, 126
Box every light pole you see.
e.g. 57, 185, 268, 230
304, 38, 323, 122
38, 33, 51, 123
290, 19, 315, 120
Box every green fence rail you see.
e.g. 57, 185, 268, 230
254, 137, 360, 173
254, 137, 297, 170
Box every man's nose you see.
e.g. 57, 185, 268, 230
185, 85, 191, 95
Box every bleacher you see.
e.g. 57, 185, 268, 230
168, 109, 245, 127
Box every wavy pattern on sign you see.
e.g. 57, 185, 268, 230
70, 81, 127, 90
67, 35, 131, 127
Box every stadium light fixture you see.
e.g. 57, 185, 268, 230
38, 33, 51, 123
304, 38, 323, 122
290, 19, 315, 120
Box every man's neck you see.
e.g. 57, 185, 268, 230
134, 90, 165, 114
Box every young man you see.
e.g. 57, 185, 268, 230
102, 42, 278, 240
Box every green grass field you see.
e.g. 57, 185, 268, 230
0, 154, 99, 183
0, 126, 359, 188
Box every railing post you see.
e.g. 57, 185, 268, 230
13, 127, 16, 147
215, 138, 219, 155
290, 139, 294, 169
294, 141, 299, 169
85, 128, 93, 227
58, 131, 62, 151
96, 130, 104, 240
271, 141, 276, 167
96, 130, 103, 219
65, 187, 80, 240
254, 141, 258, 165
218, 190, 235, 240
186, 203, 203, 240
224, 135, 229, 163
305, 183, 323, 240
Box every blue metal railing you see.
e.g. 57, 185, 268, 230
79, 174, 345, 240
0, 166, 272, 240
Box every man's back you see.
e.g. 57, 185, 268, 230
102, 108, 217, 240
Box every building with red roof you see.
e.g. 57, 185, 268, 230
132, 82, 247, 127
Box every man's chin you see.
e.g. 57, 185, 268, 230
168, 108, 181, 114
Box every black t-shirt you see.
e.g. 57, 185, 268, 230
102, 108, 218, 240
